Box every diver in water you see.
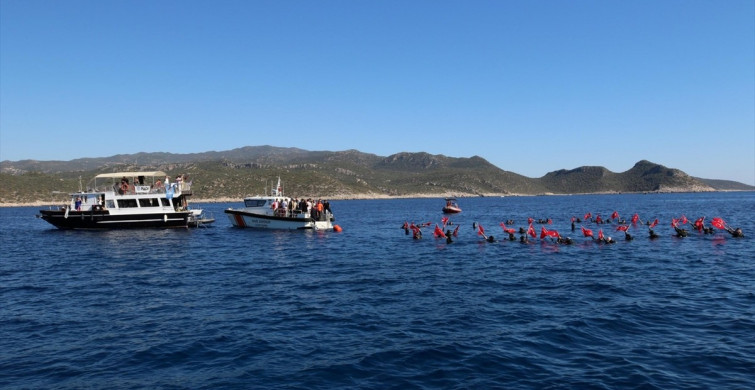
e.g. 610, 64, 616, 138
727, 226, 745, 238
674, 225, 689, 238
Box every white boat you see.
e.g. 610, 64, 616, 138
38, 171, 214, 229
224, 178, 335, 230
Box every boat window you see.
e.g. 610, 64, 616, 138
106, 200, 115, 209
161, 198, 171, 207
139, 198, 160, 207
117, 199, 138, 208
244, 199, 268, 207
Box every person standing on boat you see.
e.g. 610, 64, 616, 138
280, 198, 288, 217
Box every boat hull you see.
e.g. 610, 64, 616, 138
442, 207, 462, 214
38, 209, 193, 229
225, 209, 334, 230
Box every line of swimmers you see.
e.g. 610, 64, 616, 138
402, 217, 745, 244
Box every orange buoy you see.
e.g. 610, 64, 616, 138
333, 225, 343, 232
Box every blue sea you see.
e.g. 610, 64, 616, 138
2, 192, 754, 389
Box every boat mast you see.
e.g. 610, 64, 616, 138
273, 177, 282, 197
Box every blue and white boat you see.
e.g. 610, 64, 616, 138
224, 178, 335, 230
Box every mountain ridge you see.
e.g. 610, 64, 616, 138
1, 146, 752, 204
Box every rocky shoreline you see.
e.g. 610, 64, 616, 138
1, 188, 733, 208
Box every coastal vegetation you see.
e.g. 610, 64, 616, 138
1, 146, 752, 205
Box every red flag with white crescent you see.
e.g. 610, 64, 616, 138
680, 215, 688, 225
711, 217, 726, 230
631, 214, 639, 224
611, 211, 619, 220
441, 217, 449, 227
616, 225, 629, 232
649, 219, 659, 229
527, 223, 536, 238
528, 217, 534, 225
584, 212, 592, 220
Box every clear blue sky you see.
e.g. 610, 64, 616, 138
2, 0, 754, 185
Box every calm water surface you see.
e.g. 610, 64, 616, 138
1, 192, 754, 389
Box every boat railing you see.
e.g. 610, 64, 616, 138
97, 181, 193, 196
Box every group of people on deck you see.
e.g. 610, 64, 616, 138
117, 174, 189, 195
272, 198, 331, 221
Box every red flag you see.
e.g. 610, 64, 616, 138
499, 222, 515, 234
631, 214, 639, 224
547, 218, 553, 225
598, 229, 604, 241
433, 224, 445, 238
477, 224, 485, 236
452, 225, 460, 237
680, 215, 688, 225
584, 212, 592, 221
611, 211, 619, 220
541, 226, 559, 239
711, 217, 726, 230
616, 225, 629, 232
694, 217, 704, 231
441, 217, 449, 227
527, 217, 534, 225
581, 226, 593, 238
671, 218, 679, 228
527, 223, 536, 238
571, 216, 576, 223
649, 219, 659, 229
595, 215, 603, 224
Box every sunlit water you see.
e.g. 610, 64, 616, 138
1, 192, 754, 389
